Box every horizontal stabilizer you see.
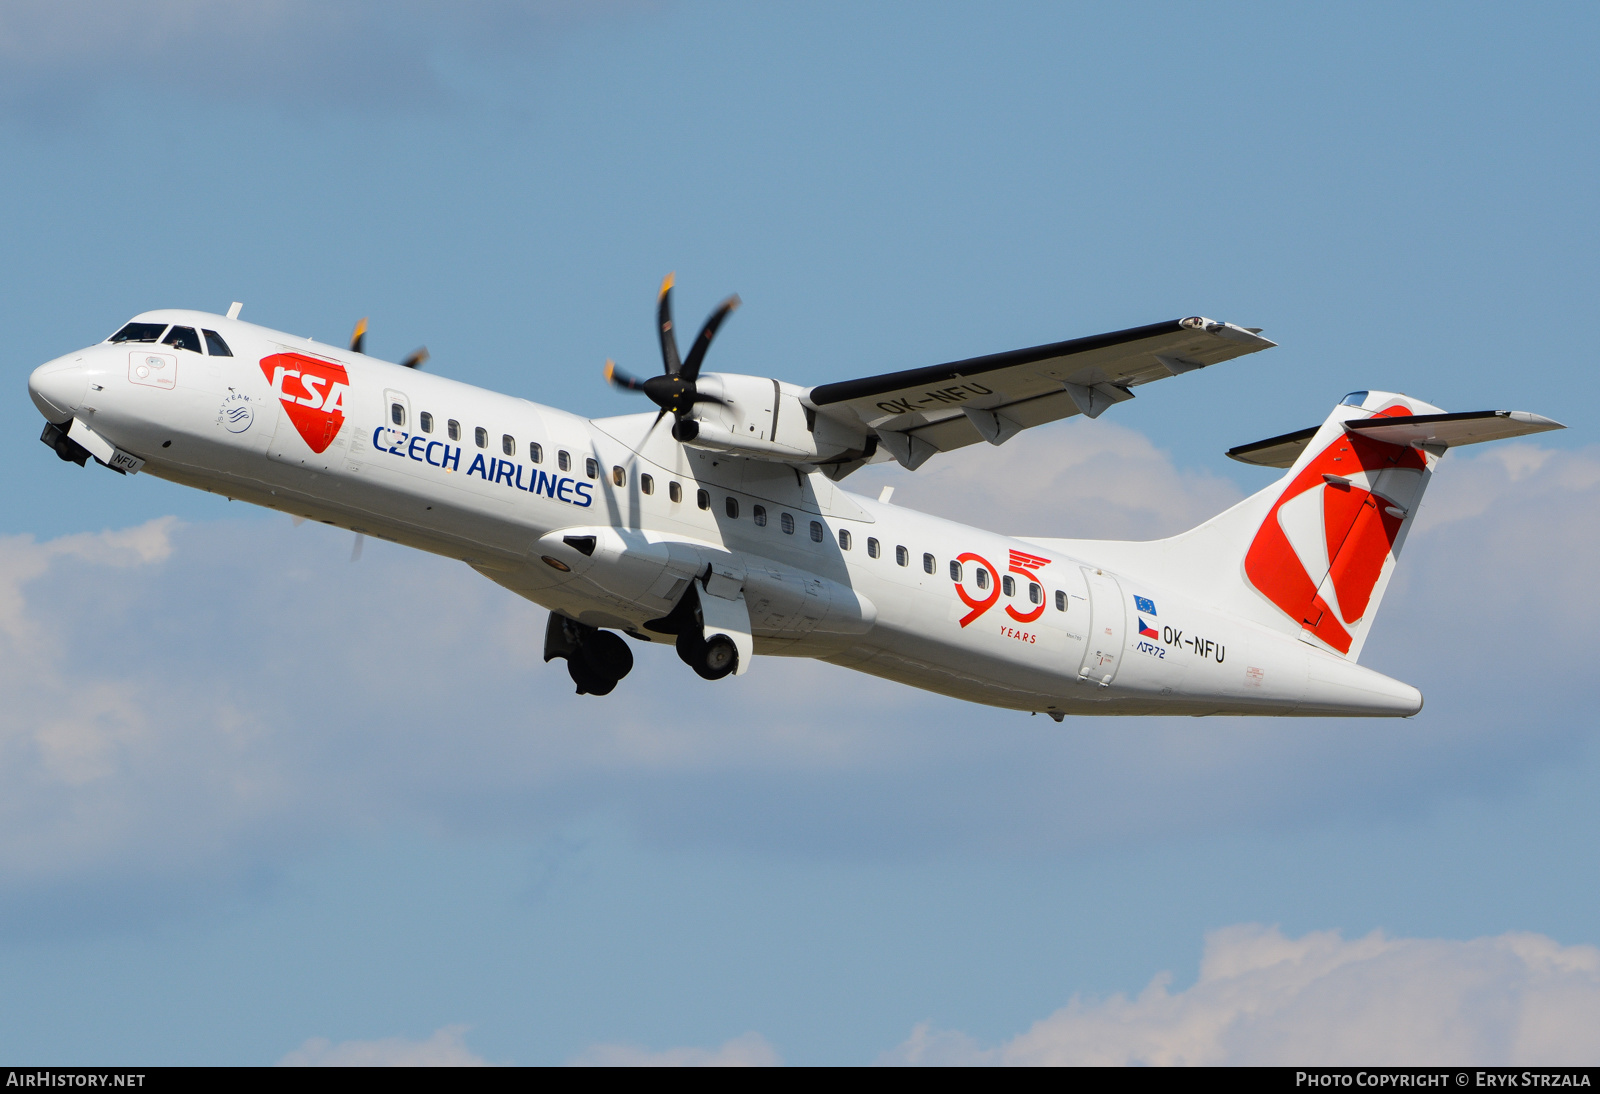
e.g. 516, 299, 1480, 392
1346, 409, 1563, 447
1226, 426, 1318, 468
1228, 410, 1564, 467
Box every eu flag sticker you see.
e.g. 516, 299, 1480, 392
1134, 595, 1157, 615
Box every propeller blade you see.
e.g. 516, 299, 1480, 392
657, 273, 682, 376
604, 358, 651, 392
350, 532, 365, 563
680, 295, 740, 381
349, 317, 368, 354
399, 347, 429, 370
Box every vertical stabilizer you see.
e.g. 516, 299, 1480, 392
1032, 391, 1445, 661
1236, 391, 1439, 658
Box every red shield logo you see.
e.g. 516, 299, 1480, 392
259, 353, 350, 454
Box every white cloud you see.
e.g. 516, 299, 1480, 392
851, 417, 1244, 540
880, 925, 1600, 1066
569, 1032, 780, 1067
280, 1024, 488, 1066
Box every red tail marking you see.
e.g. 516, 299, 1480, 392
1243, 412, 1424, 653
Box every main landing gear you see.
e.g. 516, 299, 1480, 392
545, 580, 744, 697
543, 613, 635, 696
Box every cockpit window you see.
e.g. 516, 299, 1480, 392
109, 322, 168, 344
161, 326, 203, 353
203, 329, 232, 357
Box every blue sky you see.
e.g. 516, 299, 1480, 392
1, 1, 1597, 1065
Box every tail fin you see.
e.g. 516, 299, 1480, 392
1039, 391, 1562, 661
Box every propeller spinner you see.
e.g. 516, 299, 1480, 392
605, 274, 739, 441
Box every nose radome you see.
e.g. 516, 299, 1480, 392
28, 358, 86, 423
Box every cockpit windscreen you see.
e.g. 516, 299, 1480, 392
109, 322, 167, 344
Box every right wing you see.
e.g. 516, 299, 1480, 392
807, 317, 1276, 469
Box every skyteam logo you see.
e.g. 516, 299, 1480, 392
952, 548, 1051, 628
217, 391, 255, 434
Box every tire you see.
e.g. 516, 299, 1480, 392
567, 658, 616, 696
675, 631, 706, 669
581, 630, 634, 681
695, 634, 738, 681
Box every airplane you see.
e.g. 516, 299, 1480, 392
26, 279, 1563, 719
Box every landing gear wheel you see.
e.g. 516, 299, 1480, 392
675, 630, 706, 670
680, 633, 737, 680
568, 658, 617, 696
581, 630, 634, 681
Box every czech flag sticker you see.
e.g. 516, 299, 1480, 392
1138, 617, 1159, 640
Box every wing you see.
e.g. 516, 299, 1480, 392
807, 316, 1275, 469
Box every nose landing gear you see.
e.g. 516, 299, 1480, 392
543, 613, 635, 696
40, 421, 90, 467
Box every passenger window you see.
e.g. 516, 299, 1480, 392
586, 458, 598, 479
753, 504, 767, 527
640, 473, 654, 495
558, 451, 570, 471
975, 568, 989, 591
1029, 582, 1042, 605
474, 427, 487, 448
420, 412, 433, 434
696, 488, 710, 510
838, 528, 852, 550
1002, 575, 1016, 597
1055, 590, 1067, 611
448, 419, 460, 441
810, 521, 824, 543
202, 329, 232, 356
949, 560, 962, 582
162, 326, 202, 353
895, 546, 908, 567
109, 322, 167, 344
867, 537, 880, 559
669, 481, 682, 503
391, 402, 406, 427
780, 512, 794, 535
922, 552, 935, 574
529, 442, 543, 463
725, 497, 739, 519
614, 466, 626, 487
503, 434, 516, 456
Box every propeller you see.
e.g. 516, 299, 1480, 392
350, 317, 429, 370
605, 273, 739, 441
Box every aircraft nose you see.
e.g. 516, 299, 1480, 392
28, 358, 87, 423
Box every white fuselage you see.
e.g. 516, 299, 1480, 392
27, 309, 1424, 718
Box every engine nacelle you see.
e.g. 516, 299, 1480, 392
682, 373, 870, 465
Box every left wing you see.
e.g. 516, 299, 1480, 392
807, 316, 1275, 469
